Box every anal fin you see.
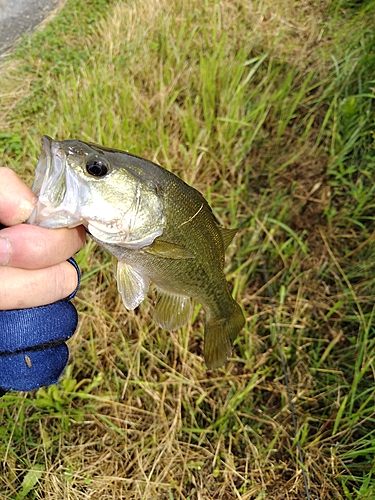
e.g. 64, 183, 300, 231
153, 288, 192, 331
115, 260, 150, 310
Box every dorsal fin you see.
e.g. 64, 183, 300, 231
219, 227, 238, 250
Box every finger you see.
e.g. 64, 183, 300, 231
0, 261, 79, 310
0, 168, 37, 225
0, 224, 86, 268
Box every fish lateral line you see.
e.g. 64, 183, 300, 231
28, 135, 245, 369
178, 203, 204, 228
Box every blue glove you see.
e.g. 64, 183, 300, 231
0, 257, 80, 394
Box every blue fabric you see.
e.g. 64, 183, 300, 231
0, 257, 80, 393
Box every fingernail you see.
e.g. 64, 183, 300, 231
19, 197, 38, 222
0, 237, 11, 265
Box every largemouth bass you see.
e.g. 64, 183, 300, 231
28, 136, 245, 369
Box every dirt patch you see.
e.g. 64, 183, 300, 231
280, 156, 330, 227
278, 154, 332, 266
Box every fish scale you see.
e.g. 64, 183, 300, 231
29, 135, 245, 369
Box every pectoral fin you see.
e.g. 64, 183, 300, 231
143, 240, 195, 260
153, 288, 192, 331
115, 260, 150, 310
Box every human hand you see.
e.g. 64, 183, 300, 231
0, 167, 86, 309
0, 167, 86, 393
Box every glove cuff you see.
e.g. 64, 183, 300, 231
0, 258, 81, 393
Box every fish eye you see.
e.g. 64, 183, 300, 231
86, 157, 109, 177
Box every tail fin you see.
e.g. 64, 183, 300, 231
204, 302, 245, 369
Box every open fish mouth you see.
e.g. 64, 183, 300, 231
27, 135, 167, 248
28, 135, 82, 228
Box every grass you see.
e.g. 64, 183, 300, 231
1, 0, 375, 498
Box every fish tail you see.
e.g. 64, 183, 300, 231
204, 302, 245, 369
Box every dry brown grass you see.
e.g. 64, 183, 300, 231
2, 0, 373, 499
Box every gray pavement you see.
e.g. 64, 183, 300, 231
0, 0, 64, 58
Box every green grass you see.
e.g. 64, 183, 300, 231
1, 0, 375, 498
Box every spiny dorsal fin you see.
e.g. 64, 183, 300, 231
143, 239, 195, 260
219, 227, 238, 251
153, 288, 192, 331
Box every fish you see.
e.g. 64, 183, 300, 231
28, 135, 245, 369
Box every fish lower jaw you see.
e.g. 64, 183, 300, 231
88, 219, 125, 234
87, 221, 128, 243
28, 202, 82, 228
